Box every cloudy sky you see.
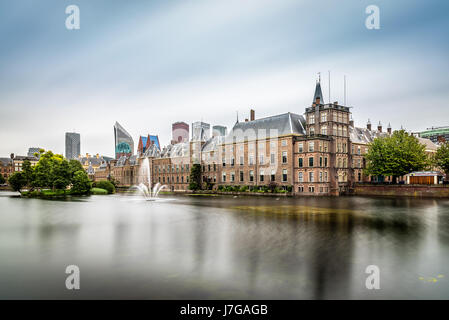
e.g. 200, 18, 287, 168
0, 0, 448, 157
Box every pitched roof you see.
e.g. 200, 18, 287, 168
228, 112, 306, 141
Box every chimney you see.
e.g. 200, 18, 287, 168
378, 121, 382, 133
315, 97, 321, 105
96, 153, 99, 159
245, 118, 249, 122
333, 101, 338, 105
349, 116, 354, 127
367, 119, 372, 131
250, 109, 255, 121
387, 123, 392, 134
10, 153, 14, 160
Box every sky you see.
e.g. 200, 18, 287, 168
0, 0, 448, 157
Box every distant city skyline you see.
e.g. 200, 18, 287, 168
1, 0, 448, 156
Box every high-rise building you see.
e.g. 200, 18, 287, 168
138, 134, 160, 154
172, 122, 189, 143
212, 125, 227, 137
27, 147, 41, 158
419, 126, 449, 143
65, 132, 81, 159
114, 122, 134, 159
191, 122, 210, 141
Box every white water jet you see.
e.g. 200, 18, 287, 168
130, 157, 167, 201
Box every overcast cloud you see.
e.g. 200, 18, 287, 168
0, 0, 448, 157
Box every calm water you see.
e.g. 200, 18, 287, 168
1, 191, 449, 299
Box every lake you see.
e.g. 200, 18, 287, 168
1, 191, 449, 299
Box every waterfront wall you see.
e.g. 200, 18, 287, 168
353, 184, 449, 198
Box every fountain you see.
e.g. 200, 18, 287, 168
131, 157, 167, 201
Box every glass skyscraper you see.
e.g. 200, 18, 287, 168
65, 132, 80, 159
114, 122, 134, 159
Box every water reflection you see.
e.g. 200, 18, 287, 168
0, 192, 449, 299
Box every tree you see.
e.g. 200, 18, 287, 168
365, 130, 428, 183
8, 172, 26, 192
71, 170, 91, 195
69, 159, 84, 179
21, 160, 35, 189
189, 164, 202, 190
0, 174, 6, 184
434, 142, 449, 176
52, 159, 71, 191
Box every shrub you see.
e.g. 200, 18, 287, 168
91, 188, 108, 195
93, 180, 115, 194
239, 186, 248, 192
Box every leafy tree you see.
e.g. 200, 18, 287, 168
0, 174, 5, 184
434, 142, 449, 176
365, 130, 428, 183
21, 160, 35, 188
71, 170, 92, 195
69, 159, 84, 179
52, 159, 71, 191
8, 172, 27, 192
189, 164, 202, 190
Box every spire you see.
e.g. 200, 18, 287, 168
313, 76, 324, 104
236, 111, 239, 124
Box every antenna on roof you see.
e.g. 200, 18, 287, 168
328, 70, 331, 104
344, 75, 347, 106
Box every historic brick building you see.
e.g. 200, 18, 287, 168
94, 79, 439, 196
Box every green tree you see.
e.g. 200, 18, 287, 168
21, 160, 35, 189
434, 142, 449, 176
189, 164, 202, 190
69, 159, 84, 179
365, 130, 428, 183
8, 172, 26, 192
52, 159, 71, 191
0, 174, 6, 184
71, 170, 91, 195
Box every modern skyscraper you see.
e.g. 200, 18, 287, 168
212, 125, 227, 137
27, 147, 41, 158
65, 132, 81, 159
172, 122, 189, 143
114, 122, 134, 159
191, 122, 210, 141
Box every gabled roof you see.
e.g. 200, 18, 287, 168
149, 135, 160, 150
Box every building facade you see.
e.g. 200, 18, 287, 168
114, 122, 134, 159
65, 132, 80, 160
172, 122, 189, 144
94, 80, 439, 195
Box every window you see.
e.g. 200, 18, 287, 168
281, 140, 287, 146
249, 155, 254, 165
333, 125, 337, 136
319, 171, 323, 182
321, 112, 327, 122
324, 171, 328, 182
309, 172, 314, 182
298, 158, 303, 168
298, 186, 304, 192
357, 147, 361, 155
270, 153, 275, 164
324, 157, 328, 167
308, 142, 314, 152
231, 172, 235, 182
222, 172, 226, 182
358, 172, 361, 181
282, 169, 287, 182
309, 186, 315, 193
240, 171, 244, 182
309, 157, 314, 167
309, 114, 315, 124
240, 156, 244, 166
321, 126, 327, 135
250, 170, 254, 182
298, 172, 304, 183
319, 156, 323, 167
259, 154, 264, 165
231, 157, 235, 166
310, 127, 315, 135
298, 143, 303, 152
260, 170, 264, 182
282, 151, 287, 163
271, 170, 275, 182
